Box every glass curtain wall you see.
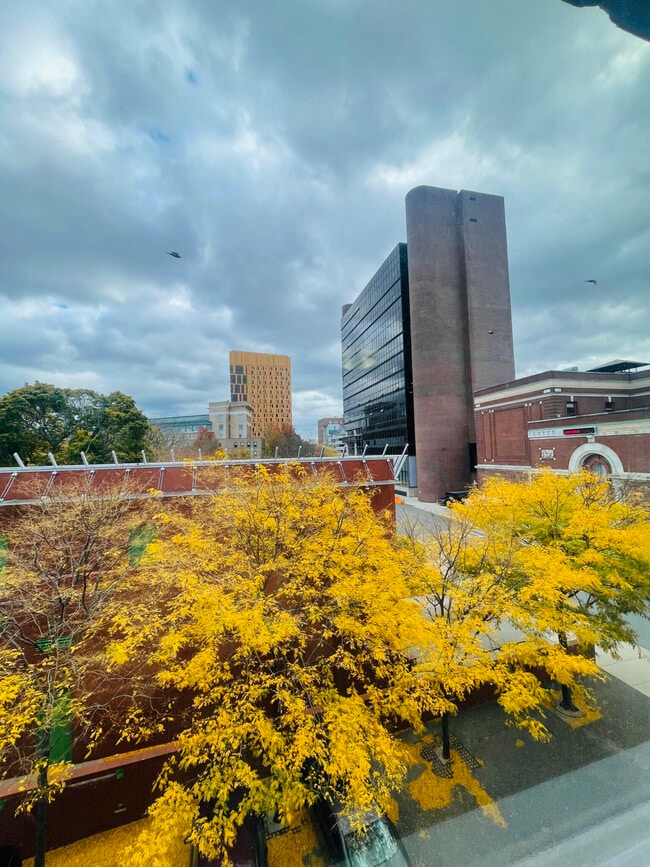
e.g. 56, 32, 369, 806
341, 244, 415, 481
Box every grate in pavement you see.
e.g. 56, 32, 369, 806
265, 814, 294, 838
420, 734, 481, 778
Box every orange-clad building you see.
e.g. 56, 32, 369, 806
229, 350, 292, 437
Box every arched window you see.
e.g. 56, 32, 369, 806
581, 454, 612, 477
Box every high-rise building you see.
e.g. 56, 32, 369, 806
341, 244, 416, 484
229, 351, 293, 437
341, 185, 515, 502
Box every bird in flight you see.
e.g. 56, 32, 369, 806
166, 251, 182, 258
584, 279, 597, 285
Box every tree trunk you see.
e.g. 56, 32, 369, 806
559, 683, 579, 713
34, 764, 49, 867
33, 727, 50, 867
557, 632, 580, 713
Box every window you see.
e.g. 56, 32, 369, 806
582, 454, 611, 476
566, 401, 577, 416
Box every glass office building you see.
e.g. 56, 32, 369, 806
341, 243, 416, 489
148, 414, 211, 442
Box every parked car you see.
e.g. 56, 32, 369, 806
191, 813, 268, 867
310, 797, 412, 867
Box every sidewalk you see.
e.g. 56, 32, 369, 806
596, 643, 650, 697
398, 494, 450, 517
397, 495, 650, 698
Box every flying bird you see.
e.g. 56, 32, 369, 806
487, 330, 495, 334
584, 279, 597, 285
166, 251, 182, 258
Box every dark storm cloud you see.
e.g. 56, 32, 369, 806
1, 0, 648, 441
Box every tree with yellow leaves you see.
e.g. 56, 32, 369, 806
399, 499, 600, 757
107, 465, 446, 865
102, 466, 650, 864
451, 469, 650, 714
0, 478, 155, 867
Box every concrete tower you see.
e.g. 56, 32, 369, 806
405, 185, 515, 501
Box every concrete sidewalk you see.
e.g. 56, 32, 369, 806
596, 642, 650, 697
397, 496, 650, 698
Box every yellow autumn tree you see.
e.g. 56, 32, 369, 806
106, 465, 447, 865
450, 469, 650, 714
400, 498, 606, 751
0, 477, 155, 867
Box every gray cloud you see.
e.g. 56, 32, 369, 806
1, 0, 648, 441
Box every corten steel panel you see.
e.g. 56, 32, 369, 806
0, 460, 397, 515
493, 406, 529, 463
0, 753, 168, 858
155, 464, 195, 493
458, 191, 515, 395
481, 412, 494, 462
405, 186, 473, 502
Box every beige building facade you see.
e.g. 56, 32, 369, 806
208, 401, 263, 456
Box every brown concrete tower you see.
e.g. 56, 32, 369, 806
405, 186, 515, 501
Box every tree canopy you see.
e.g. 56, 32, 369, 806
0, 382, 149, 467
5, 466, 646, 864
105, 466, 644, 864
108, 465, 442, 863
0, 478, 153, 867
261, 425, 317, 458
452, 470, 650, 653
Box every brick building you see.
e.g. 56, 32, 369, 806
474, 360, 650, 494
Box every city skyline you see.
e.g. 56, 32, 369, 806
1, 1, 648, 439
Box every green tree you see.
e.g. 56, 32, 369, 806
96, 391, 149, 463
0, 383, 148, 466
0, 383, 73, 465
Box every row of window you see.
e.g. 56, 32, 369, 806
566, 399, 615, 416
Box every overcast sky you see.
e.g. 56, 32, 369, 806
1, 1, 649, 439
